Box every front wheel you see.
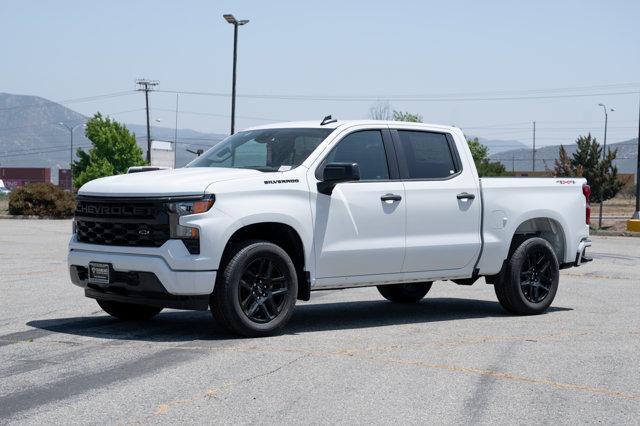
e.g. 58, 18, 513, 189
494, 237, 560, 315
377, 282, 432, 303
97, 300, 163, 320
211, 241, 298, 337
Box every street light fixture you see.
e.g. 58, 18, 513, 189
223, 13, 249, 135
596, 104, 614, 228
58, 122, 85, 191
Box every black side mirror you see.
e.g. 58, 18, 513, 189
317, 162, 360, 195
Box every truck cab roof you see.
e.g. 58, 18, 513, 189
245, 120, 461, 134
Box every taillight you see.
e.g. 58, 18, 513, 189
582, 184, 591, 225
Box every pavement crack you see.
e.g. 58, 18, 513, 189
237, 354, 308, 386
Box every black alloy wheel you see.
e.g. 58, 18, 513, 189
238, 257, 290, 323
519, 246, 554, 303
494, 237, 560, 315
211, 241, 298, 337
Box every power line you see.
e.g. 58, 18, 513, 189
0, 91, 136, 112
155, 86, 640, 102
151, 107, 289, 122
0, 108, 146, 132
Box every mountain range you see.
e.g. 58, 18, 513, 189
489, 137, 639, 174
0, 93, 226, 177
0, 92, 637, 180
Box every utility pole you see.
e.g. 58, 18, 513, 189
597, 103, 614, 228
136, 79, 159, 163
512, 153, 515, 173
532, 121, 536, 172
223, 14, 250, 135
628, 94, 640, 231
58, 122, 85, 191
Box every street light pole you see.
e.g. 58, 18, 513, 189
597, 103, 614, 228
223, 14, 249, 135
58, 122, 85, 191
629, 94, 640, 231
634, 95, 640, 219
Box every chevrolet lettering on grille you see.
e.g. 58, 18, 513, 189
77, 204, 153, 217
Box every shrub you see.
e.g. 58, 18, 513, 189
8, 183, 76, 218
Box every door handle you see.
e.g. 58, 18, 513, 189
381, 193, 402, 202
456, 192, 475, 200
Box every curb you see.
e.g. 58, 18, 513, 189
590, 230, 640, 237
0, 215, 71, 220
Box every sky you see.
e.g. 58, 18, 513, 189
1, 0, 639, 147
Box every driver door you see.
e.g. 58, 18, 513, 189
310, 128, 406, 282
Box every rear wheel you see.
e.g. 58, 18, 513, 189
494, 237, 559, 315
211, 241, 298, 337
97, 300, 162, 321
377, 282, 432, 303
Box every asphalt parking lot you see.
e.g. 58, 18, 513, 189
0, 220, 639, 424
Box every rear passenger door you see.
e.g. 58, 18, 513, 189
392, 128, 481, 273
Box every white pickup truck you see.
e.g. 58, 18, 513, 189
69, 119, 592, 336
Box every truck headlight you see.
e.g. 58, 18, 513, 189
165, 195, 215, 254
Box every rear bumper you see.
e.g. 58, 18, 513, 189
574, 238, 592, 266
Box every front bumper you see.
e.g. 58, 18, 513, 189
70, 266, 210, 310
68, 238, 217, 296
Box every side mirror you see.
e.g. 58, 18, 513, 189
317, 162, 360, 195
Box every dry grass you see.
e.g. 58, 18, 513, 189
600, 196, 636, 217
0, 196, 8, 215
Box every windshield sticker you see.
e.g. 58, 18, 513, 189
278, 165, 293, 172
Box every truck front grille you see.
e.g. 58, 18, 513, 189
75, 220, 169, 247
74, 197, 170, 248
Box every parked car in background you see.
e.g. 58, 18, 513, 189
0, 179, 10, 195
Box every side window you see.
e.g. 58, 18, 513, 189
323, 130, 389, 180
397, 131, 459, 179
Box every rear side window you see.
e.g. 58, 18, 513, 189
323, 130, 389, 180
396, 131, 459, 179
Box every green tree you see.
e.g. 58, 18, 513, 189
553, 133, 622, 204
466, 137, 510, 177
393, 110, 422, 122
467, 137, 489, 163
73, 113, 145, 188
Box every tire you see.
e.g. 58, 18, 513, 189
211, 241, 298, 337
494, 237, 560, 315
377, 282, 432, 303
97, 300, 162, 321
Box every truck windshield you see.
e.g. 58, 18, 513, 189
187, 128, 333, 172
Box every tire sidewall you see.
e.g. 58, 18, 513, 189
508, 238, 559, 312
224, 243, 298, 334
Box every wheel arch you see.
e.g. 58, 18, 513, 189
508, 217, 566, 263
219, 221, 310, 300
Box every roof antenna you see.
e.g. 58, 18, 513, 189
320, 115, 337, 126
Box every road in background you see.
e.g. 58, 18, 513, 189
0, 220, 639, 424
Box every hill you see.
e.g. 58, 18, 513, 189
467, 136, 528, 155
489, 138, 639, 173
0, 93, 226, 178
